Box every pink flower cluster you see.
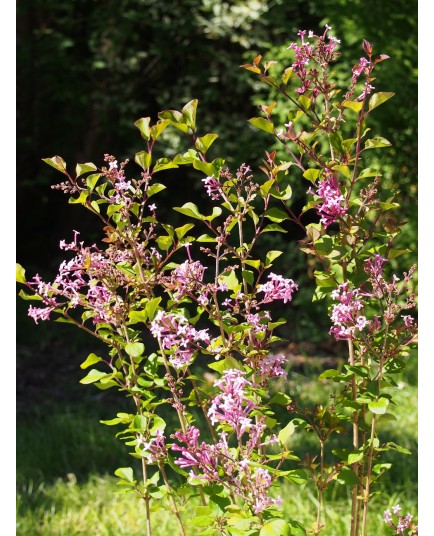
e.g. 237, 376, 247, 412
329, 282, 369, 340
288, 26, 340, 96
258, 354, 288, 380
27, 232, 137, 326
202, 176, 222, 200
169, 260, 207, 301
139, 430, 167, 463
150, 311, 210, 368
257, 273, 298, 304
171, 370, 280, 514
384, 505, 418, 535
208, 369, 257, 438
312, 169, 348, 227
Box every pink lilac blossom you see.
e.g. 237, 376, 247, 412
171, 425, 280, 515
202, 176, 222, 200
257, 273, 298, 304
258, 354, 288, 379
86, 283, 124, 325
139, 430, 167, 463
245, 311, 271, 333
208, 369, 256, 438
171, 426, 219, 480
384, 505, 418, 535
329, 282, 369, 340
169, 260, 206, 301
150, 311, 210, 368
356, 83, 375, 101
250, 468, 282, 513
365, 254, 387, 279
288, 27, 340, 95
402, 315, 415, 329
311, 168, 348, 227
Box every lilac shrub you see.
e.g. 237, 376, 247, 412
17, 25, 417, 536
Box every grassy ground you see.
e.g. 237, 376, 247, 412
16, 348, 417, 535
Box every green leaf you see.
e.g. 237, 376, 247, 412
146, 183, 165, 198
174, 202, 202, 220
151, 119, 170, 140
208, 356, 243, 374
86, 173, 100, 189
135, 151, 152, 170
242, 270, 254, 286
265, 250, 283, 265
248, 117, 275, 134
150, 415, 166, 434
287, 520, 307, 536
145, 297, 161, 322
195, 133, 219, 153
282, 67, 293, 85
368, 92, 395, 111
134, 117, 151, 140
348, 451, 364, 464
218, 270, 239, 291
114, 467, 134, 483
368, 397, 389, 415
298, 95, 311, 110
16, 263, 26, 283
76, 162, 97, 176
197, 234, 216, 243
260, 519, 291, 536
364, 137, 392, 150
158, 109, 189, 133
303, 168, 320, 183
269, 393, 292, 405
68, 191, 88, 205
278, 421, 295, 445
18, 289, 42, 301
175, 224, 195, 239
156, 235, 173, 251
42, 155, 68, 174
80, 353, 103, 369
285, 469, 308, 485
244, 259, 261, 269
342, 100, 363, 113
318, 369, 340, 381
333, 165, 351, 179
192, 159, 216, 176
125, 342, 145, 358
153, 158, 178, 173
182, 99, 198, 129
262, 223, 287, 233
358, 167, 381, 179
335, 467, 360, 486
80, 369, 107, 385
202, 206, 222, 221
264, 207, 287, 223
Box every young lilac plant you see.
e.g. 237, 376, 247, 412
242, 25, 417, 536
17, 25, 417, 536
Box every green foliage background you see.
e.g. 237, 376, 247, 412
17, 0, 417, 341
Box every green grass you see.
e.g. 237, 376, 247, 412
16, 358, 417, 535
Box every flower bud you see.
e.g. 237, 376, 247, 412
362, 39, 373, 55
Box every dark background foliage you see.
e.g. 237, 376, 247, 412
16, 0, 417, 395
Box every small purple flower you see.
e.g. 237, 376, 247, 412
202, 176, 222, 200
208, 369, 256, 438
311, 168, 348, 227
329, 283, 369, 341
257, 273, 298, 304
150, 311, 210, 368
